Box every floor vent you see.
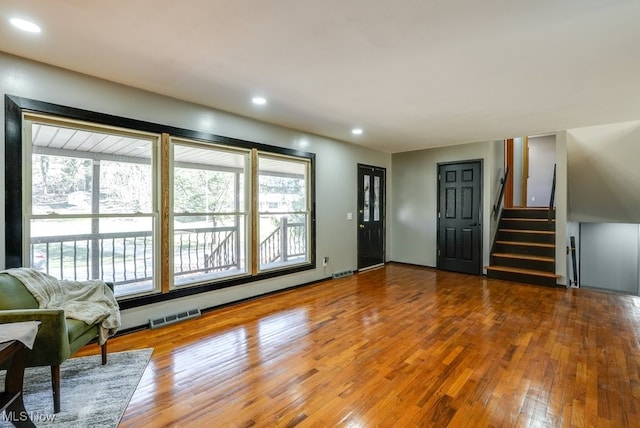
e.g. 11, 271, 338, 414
332, 269, 354, 279
149, 308, 201, 329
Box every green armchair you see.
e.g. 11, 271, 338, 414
0, 272, 113, 413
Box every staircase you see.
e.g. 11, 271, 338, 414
486, 207, 559, 287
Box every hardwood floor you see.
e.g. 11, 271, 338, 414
76, 264, 640, 427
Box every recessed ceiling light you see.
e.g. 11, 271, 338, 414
252, 97, 267, 105
10, 17, 41, 33
352, 128, 363, 135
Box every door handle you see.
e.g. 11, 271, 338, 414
359, 224, 365, 229
469, 223, 480, 227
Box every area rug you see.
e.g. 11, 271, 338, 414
1, 348, 153, 428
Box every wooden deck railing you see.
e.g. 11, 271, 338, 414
31, 219, 306, 293
259, 218, 306, 265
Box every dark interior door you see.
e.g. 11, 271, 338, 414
357, 164, 385, 270
437, 161, 482, 275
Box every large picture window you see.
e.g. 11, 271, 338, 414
6, 96, 315, 307
24, 115, 160, 298
171, 138, 249, 287
257, 153, 310, 272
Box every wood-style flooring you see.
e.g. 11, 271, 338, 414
76, 263, 640, 427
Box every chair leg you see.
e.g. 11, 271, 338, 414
51, 365, 61, 413
101, 341, 108, 365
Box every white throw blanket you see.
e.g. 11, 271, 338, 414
3, 268, 121, 345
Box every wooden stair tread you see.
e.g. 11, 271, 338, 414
492, 207, 557, 284
503, 218, 556, 222
485, 265, 560, 278
499, 229, 555, 235
492, 253, 554, 262
495, 240, 555, 248
504, 207, 551, 210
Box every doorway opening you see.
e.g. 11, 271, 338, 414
505, 135, 556, 208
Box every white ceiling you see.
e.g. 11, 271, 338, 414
2, 0, 640, 153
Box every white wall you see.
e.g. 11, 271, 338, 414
390, 140, 502, 269
512, 137, 524, 206
0, 52, 391, 329
490, 140, 506, 244
527, 135, 556, 207
555, 131, 568, 285
565, 120, 640, 294
567, 119, 640, 223
580, 223, 639, 295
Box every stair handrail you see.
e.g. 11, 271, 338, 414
569, 236, 578, 287
548, 163, 556, 222
492, 166, 509, 221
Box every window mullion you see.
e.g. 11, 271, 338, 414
250, 148, 259, 275
91, 159, 100, 279
22, 119, 34, 267
161, 132, 171, 293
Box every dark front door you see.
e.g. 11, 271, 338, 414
357, 164, 385, 270
437, 161, 482, 275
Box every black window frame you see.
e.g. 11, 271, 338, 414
5, 94, 316, 310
